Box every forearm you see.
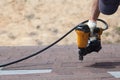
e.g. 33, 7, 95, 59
89, 0, 100, 22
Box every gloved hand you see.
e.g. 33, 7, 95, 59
87, 20, 97, 41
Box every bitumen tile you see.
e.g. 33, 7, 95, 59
0, 44, 120, 80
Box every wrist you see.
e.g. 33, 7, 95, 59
87, 20, 97, 29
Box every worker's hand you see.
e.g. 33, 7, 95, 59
87, 20, 97, 40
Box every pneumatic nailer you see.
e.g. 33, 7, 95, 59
75, 19, 108, 61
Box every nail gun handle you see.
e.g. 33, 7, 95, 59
80, 19, 108, 31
